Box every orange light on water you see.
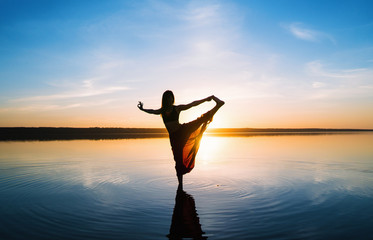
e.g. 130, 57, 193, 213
198, 136, 225, 164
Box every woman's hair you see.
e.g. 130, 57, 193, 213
162, 90, 174, 111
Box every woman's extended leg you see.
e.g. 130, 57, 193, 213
183, 96, 225, 133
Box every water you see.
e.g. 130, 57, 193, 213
1, 133, 373, 239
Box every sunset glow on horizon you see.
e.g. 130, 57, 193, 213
1, 0, 373, 129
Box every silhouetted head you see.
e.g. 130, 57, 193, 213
162, 90, 174, 109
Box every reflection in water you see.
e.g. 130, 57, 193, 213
168, 190, 207, 240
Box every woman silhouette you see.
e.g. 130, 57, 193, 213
138, 90, 224, 190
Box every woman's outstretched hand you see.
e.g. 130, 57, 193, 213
137, 101, 144, 110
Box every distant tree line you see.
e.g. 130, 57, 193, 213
0, 127, 371, 141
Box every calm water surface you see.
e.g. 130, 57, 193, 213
1, 133, 373, 239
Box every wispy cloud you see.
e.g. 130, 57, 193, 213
312, 81, 327, 89
305, 60, 373, 100
2, 98, 117, 112
306, 60, 369, 79
184, 4, 221, 25
13, 86, 128, 102
8, 49, 132, 111
283, 22, 335, 44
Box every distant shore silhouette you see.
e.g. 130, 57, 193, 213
0, 127, 372, 141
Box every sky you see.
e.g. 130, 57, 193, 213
0, 0, 372, 128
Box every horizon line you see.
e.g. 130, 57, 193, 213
1, 127, 372, 141
1, 127, 373, 131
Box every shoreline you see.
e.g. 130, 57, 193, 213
1, 127, 372, 141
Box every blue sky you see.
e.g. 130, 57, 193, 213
1, 0, 372, 128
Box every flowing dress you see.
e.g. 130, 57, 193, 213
162, 107, 213, 176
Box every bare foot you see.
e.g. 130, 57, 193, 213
213, 96, 225, 106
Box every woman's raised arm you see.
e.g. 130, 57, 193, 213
137, 101, 161, 115
177, 96, 213, 112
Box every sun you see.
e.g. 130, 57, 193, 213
207, 116, 226, 129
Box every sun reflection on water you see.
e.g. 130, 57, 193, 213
198, 136, 225, 165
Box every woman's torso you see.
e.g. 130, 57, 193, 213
162, 106, 181, 133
